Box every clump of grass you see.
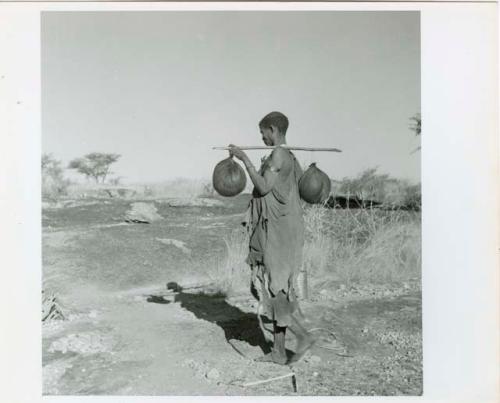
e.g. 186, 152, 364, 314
302, 204, 332, 277
205, 228, 250, 297
303, 205, 421, 286
332, 214, 421, 283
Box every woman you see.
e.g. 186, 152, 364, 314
229, 111, 314, 364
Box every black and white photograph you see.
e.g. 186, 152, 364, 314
40, 10, 424, 396
0, 2, 496, 401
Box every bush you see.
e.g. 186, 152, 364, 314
336, 168, 421, 210
42, 154, 70, 200
199, 181, 216, 198
401, 184, 421, 211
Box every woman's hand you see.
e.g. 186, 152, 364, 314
228, 144, 248, 163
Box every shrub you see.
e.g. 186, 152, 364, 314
336, 168, 421, 210
199, 181, 216, 198
42, 153, 70, 200
401, 184, 421, 211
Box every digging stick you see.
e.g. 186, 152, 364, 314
242, 372, 297, 388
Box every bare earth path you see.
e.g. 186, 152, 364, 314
42, 201, 422, 396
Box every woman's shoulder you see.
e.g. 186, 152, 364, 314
271, 146, 293, 162
266, 146, 293, 174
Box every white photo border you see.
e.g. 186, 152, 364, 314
0, 2, 498, 403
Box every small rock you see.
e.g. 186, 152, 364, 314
125, 202, 163, 223
319, 289, 328, 295
206, 368, 220, 380
88, 310, 98, 318
313, 371, 319, 377
310, 355, 321, 364
156, 238, 191, 255
362, 328, 368, 333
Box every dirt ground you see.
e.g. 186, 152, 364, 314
42, 198, 422, 396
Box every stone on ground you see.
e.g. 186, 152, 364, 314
125, 202, 163, 223
156, 238, 191, 254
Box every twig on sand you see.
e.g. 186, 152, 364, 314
242, 372, 297, 392
334, 352, 354, 358
317, 344, 343, 352
316, 344, 353, 357
308, 327, 338, 339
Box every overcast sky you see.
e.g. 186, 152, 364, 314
42, 11, 420, 183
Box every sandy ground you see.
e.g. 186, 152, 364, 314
42, 199, 422, 395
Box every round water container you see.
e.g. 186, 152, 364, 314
212, 157, 247, 197
298, 163, 331, 204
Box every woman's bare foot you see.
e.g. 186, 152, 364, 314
288, 334, 316, 364
255, 349, 288, 365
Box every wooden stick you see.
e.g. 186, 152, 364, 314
242, 372, 296, 387
213, 146, 342, 152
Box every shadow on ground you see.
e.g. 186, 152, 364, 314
147, 282, 273, 356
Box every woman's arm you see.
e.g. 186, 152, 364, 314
229, 145, 286, 196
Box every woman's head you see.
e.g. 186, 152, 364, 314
259, 111, 289, 146
259, 111, 289, 134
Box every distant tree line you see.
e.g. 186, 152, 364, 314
42, 152, 122, 200
44, 113, 421, 203
331, 168, 421, 210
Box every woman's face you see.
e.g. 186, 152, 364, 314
260, 126, 274, 146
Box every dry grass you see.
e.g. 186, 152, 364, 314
204, 228, 250, 296
204, 205, 421, 295
303, 205, 421, 285
302, 204, 331, 277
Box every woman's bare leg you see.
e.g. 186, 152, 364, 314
288, 314, 316, 363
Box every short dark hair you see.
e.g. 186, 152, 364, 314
259, 111, 289, 135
